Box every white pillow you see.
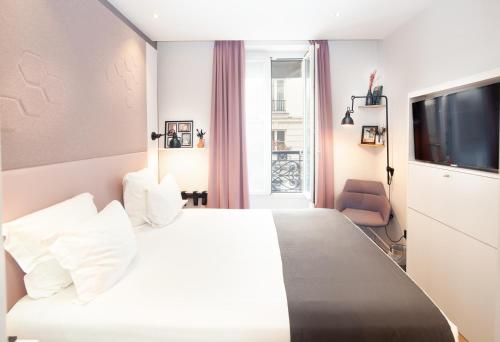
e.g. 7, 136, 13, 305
3, 193, 97, 273
146, 174, 186, 227
49, 200, 137, 303
123, 168, 155, 226
24, 259, 73, 299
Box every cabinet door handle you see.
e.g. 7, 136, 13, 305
443, 174, 451, 178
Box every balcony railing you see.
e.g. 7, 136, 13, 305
272, 99, 286, 112
272, 151, 302, 193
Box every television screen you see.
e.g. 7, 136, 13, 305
412, 82, 499, 172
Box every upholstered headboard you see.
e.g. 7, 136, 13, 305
0, 0, 153, 311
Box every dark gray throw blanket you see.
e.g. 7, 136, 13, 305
273, 209, 454, 342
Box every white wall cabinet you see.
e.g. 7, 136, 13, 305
408, 162, 499, 247
407, 162, 499, 342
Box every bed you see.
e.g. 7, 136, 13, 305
7, 208, 457, 342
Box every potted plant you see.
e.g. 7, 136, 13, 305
366, 70, 377, 106
377, 126, 386, 145
196, 129, 206, 148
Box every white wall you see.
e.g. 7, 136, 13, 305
157, 41, 213, 190
381, 0, 500, 237
330, 40, 386, 203
146, 44, 159, 181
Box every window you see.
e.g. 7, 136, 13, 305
271, 60, 304, 193
245, 45, 315, 200
272, 130, 286, 151
272, 80, 286, 112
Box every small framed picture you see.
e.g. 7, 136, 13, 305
178, 121, 192, 133
361, 125, 378, 144
166, 122, 177, 136
181, 133, 192, 147
164, 120, 194, 148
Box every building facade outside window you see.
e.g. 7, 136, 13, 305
271, 60, 304, 193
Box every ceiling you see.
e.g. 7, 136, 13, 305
107, 0, 433, 42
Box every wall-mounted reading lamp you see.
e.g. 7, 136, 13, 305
341, 95, 395, 185
151, 132, 165, 141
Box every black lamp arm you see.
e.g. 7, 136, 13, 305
349, 95, 394, 185
151, 132, 165, 141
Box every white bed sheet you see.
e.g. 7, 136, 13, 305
7, 209, 290, 342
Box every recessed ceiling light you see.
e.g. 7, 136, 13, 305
153, 13, 159, 19
335, 12, 341, 17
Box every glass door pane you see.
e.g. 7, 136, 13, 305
271, 59, 304, 193
303, 45, 315, 201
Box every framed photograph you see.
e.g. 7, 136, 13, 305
178, 121, 192, 133
166, 122, 177, 136
181, 132, 192, 147
164, 120, 194, 148
361, 125, 378, 144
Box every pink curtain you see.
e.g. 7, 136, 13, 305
312, 41, 334, 208
207, 41, 249, 209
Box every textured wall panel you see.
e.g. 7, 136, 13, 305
0, 0, 147, 170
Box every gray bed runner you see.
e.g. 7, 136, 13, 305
273, 209, 454, 342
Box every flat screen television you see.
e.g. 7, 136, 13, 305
412, 82, 499, 173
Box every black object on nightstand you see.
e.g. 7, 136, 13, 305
181, 191, 208, 206
8, 337, 17, 342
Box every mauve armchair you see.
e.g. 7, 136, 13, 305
337, 179, 391, 227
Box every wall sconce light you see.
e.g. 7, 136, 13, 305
151, 132, 165, 141
341, 108, 354, 125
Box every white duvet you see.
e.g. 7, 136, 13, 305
7, 209, 290, 342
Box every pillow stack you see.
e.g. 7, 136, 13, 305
4, 194, 137, 303
4, 193, 97, 299
3, 168, 184, 304
123, 169, 186, 228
